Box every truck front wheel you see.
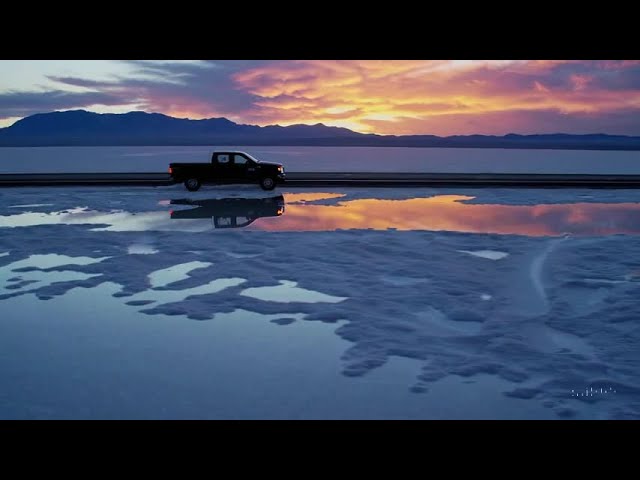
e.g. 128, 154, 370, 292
260, 177, 276, 191
185, 178, 201, 192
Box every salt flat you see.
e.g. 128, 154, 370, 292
1, 185, 639, 419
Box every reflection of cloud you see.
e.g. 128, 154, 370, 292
1, 60, 640, 134
250, 196, 640, 236
4, 196, 640, 236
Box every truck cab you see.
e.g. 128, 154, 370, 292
169, 151, 286, 191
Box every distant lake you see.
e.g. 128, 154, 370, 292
0, 145, 639, 174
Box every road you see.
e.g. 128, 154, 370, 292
2, 172, 640, 188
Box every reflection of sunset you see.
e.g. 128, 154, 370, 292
245, 195, 640, 236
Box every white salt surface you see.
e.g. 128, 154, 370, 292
458, 250, 510, 260
1, 185, 640, 419
241, 280, 348, 303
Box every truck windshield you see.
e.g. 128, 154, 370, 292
242, 153, 260, 163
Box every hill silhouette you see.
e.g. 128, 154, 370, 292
0, 110, 639, 150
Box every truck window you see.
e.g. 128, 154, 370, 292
233, 154, 248, 165
217, 154, 230, 164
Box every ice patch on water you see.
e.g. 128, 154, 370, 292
0, 252, 9, 258
148, 261, 213, 288
458, 250, 509, 260
0, 254, 107, 296
128, 277, 247, 306
1, 270, 101, 296
127, 244, 159, 255
481, 294, 492, 301
5, 254, 108, 269
240, 280, 348, 303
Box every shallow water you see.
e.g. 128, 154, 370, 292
1, 186, 639, 419
2, 188, 640, 236
1, 145, 640, 173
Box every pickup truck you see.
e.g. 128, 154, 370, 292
169, 151, 286, 191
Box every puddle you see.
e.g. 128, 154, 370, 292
0, 254, 108, 295
127, 277, 246, 306
1, 254, 108, 270
240, 280, 347, 303
4, 193, 640, 236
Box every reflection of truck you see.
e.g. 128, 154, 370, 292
169, 195, 285, 229
169, 151, 286, 192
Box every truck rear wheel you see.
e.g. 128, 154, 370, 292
185, 178, 201, 192
260, 177, 276, 191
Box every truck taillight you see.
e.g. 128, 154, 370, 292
168, 167, 173, 175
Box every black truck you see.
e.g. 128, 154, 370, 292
169, 151, 286, 191
169, 195, 285, 229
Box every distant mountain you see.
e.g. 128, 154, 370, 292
1, 110, 639, 150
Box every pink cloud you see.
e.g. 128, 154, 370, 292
229, 60, 640, 134
4, 60, 639, 135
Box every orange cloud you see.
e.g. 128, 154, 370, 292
16, 60, 639, 135
230, 60, 640, 135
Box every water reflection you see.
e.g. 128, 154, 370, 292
2, 192, 640, 236
240, 194, 640, 236
2, 189, 640, 418
170, 195, 285, 229
166, 193, 640, 235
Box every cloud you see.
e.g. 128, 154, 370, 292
1, 60, 639, 135
361, 108, 640, 136
229, 60, 640, 134
0, 90, 127, 120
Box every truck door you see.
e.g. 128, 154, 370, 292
212, 153, 232, 183
232, 153, 258, 182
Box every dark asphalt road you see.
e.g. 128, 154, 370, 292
2, 172, 640, 188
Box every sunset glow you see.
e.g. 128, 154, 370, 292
1, 60, 639, 135
244, 194, 640, 236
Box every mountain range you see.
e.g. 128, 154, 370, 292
1, 110, 639, 150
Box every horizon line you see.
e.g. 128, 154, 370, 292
1, 109, 636, 139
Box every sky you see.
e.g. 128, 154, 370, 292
0, 60, 639, 136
